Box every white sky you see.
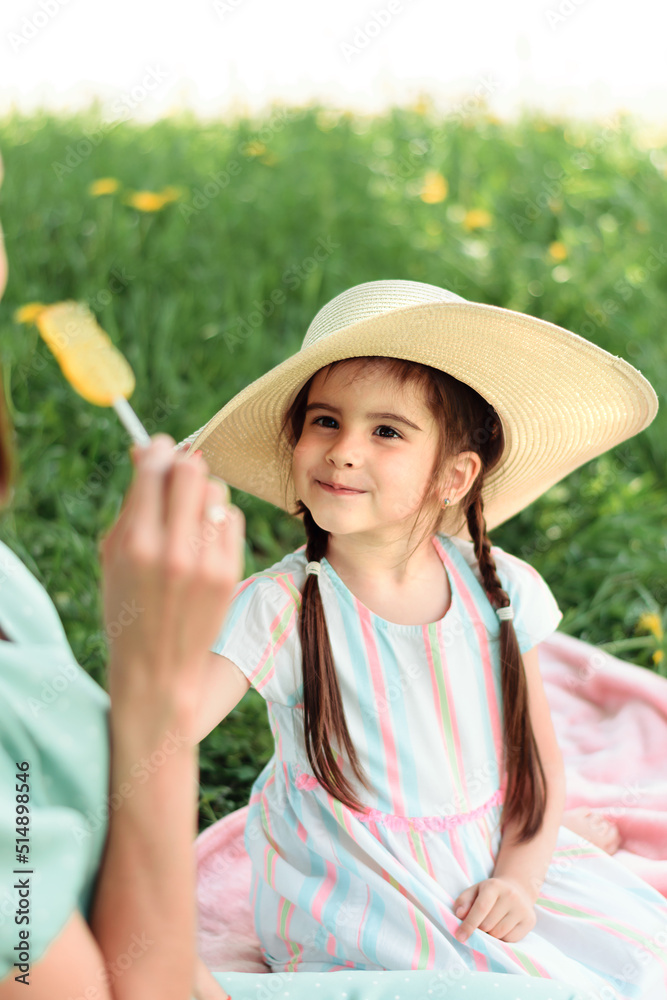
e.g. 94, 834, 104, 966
0, 0, 666, 124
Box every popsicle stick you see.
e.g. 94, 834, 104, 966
112, 396, 151, 447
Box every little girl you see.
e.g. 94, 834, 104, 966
185, 280, 667, 997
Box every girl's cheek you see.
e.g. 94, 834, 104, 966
292, 440, 311, 480
293, 433, 316, 463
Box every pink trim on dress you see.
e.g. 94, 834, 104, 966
294, 767, 504, 831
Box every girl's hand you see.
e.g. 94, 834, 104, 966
99, 434, 245, 725
453, 876, 537, 944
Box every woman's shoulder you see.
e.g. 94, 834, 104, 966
0, 538, 109, 748
0, 538, 70, 646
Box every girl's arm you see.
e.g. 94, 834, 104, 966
491, 645, 567, 903
192, 651, 251, 745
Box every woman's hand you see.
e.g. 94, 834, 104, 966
453, 876, 537, 944
98, 434, 245, 727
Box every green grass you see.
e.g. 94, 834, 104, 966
0, 102, 665, 830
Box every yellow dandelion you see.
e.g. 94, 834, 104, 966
637, 612, 664, 641
653, 650, 664, 665
412, 95, 432, 116
259, 152, 279, 167
89, 177, 120, 197
157, 185, 184, 203
463, 208, 492, 230
564, 128, 586, 148
315, 110, 342, 132
14, 302, 46, 324
420, 171, 448, 204
548, 241, 568, 262
243, 141, 267, 157
124, 190, 169, 212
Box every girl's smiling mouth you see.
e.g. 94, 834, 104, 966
316, 480, 366, 495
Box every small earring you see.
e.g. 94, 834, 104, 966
441, 498, 451, 508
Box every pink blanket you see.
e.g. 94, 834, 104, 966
195, 631, 667, 972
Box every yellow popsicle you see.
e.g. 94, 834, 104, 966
29, 300, 231, 511
35, 301, 135, 406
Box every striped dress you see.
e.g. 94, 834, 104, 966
211, 532, 667, 997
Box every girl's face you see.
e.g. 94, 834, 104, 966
292, 362, 443, 541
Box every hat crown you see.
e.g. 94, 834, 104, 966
302, 279, 467, 350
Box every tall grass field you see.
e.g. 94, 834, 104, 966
0, 102, 665, 829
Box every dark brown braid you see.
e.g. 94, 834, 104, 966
466, 488, 548, 844
298, 507, 374, 810
280, 356, 550, 839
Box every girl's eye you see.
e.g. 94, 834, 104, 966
375, 425, 401, 439
311, 416, 401, 439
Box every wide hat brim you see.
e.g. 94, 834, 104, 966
185, 296, 658, 543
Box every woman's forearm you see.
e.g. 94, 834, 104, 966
492, 768, 567, 904
89, 697, 200, 1000
193, 956, 232, 1000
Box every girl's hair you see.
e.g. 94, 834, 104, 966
280, 356, 547, 846
0, 373, 14, 508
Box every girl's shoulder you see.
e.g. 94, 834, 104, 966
211, 545, 309, 703
229, 544, 309, 608
436, 533, 563, 652
440, 533, 545, 589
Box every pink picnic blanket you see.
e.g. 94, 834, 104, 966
195, 630, 667, 973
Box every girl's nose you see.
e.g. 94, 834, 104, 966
325, 431, 362, 468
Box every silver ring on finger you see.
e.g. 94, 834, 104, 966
205, 504, 228, 525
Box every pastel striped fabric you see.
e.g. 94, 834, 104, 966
211, 532, 667, 997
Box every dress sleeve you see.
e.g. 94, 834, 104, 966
489, 546, 563, 653
210, 573, 303, 705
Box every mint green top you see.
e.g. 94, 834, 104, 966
0, 538, 585, 999
0, 538, 110, 982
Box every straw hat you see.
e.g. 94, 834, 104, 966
181, 279, 658, 541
